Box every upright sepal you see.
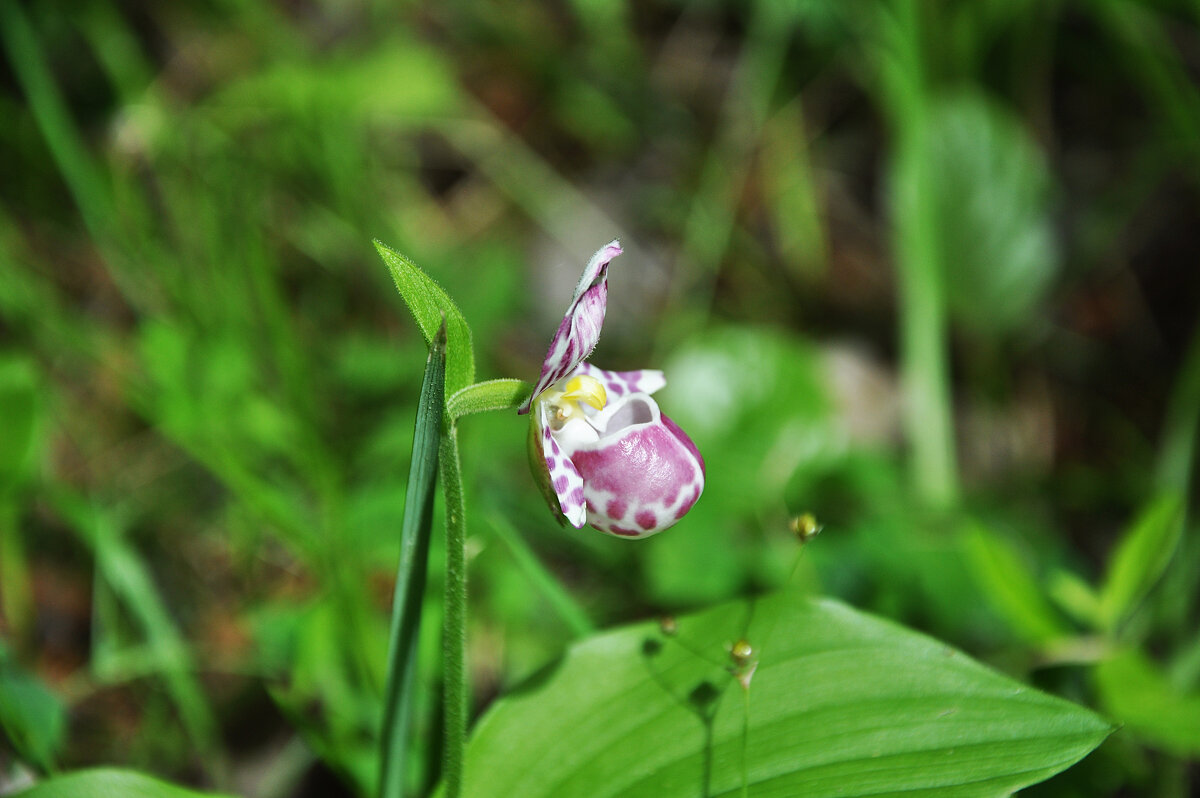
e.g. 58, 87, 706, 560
519, 241, 622, 414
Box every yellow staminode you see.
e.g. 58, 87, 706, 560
539, 374, 608, 429
562, 374, 607, 410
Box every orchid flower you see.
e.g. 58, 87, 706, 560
518, 241, 705, 538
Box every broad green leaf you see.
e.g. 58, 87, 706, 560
1096, 648, 1200, 755
379, 322, 445, 798
375, 241, 475, 395
463, 593, 1112, 798
961, 523, 1066, 644
927, 93, 1058, 335
1097, 495, 1183, 631
0, 643, 65, 772
12, 768, 235, 798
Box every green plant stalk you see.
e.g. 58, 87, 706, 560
379, 324, 446, 798
486, 513, 594, 638
886, 0, 960, 509
440, 422, 468, 798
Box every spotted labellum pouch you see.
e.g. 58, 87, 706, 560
519, 241, 705, 538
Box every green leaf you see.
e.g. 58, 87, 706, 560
211, 40, 462, 127
961, 523, 1066, 644
0, 643, 65, 772
1097, 495, 1184, 632
375, 241, 475, 395
12, 768, 236, 798
48, 495, 218, 751
1047, 568, 1103, 629
446, 379, 532, 420
926, 93, 1058, 335
463, 593, 1112, 797
1096, 648, 1200, 755
379, 322, 445, 798
0, 354, 41, 491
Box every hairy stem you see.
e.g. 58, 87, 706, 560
440, 423, 468, 798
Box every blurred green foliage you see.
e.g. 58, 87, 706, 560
0, 0, 1197, 795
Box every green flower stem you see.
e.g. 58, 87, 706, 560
440, 421, 468, 798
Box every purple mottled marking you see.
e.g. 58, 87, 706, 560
585, 498, 596, 512
569, 487, 584, 505
553, 476, 568, 494
571, 406, 705, 536
674, 488, 699, 520
609, 381, 624, 396
546, 456, 556, 470
572, 425, 692, 506
543, 427, 552, 440
661, 413, 705, 476
608, 525, 641, 537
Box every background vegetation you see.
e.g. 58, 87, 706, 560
1, 0, 1198, 795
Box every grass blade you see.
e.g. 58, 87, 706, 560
486, 513, 594, 639
378, 320, 446, 798
0, 0, 111, 236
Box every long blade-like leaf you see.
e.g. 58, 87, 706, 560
378, 321, 446, 798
